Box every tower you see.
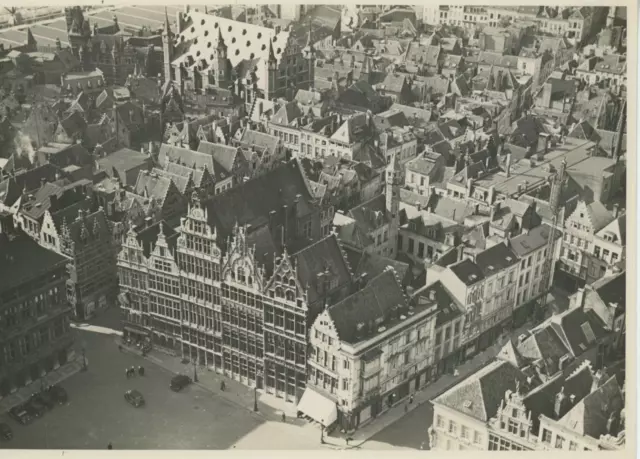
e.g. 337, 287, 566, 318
385, 152, 401, 257
266, 40, 278, 100
162, 7, 173, 84
361, 54, 373, 84
302, 23, 316, 91
212, 28, 230, 88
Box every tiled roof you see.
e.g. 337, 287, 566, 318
545, 306, 608, 357
590, 271, 625, 313
436, 360, 528, 422
238, 129, 279, 155
133, 170, 172, 203
328, 268, 407, 345
197, 141, 239, 174
97, 148, 150, 175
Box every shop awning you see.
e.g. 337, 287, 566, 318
297, 388, 337, 427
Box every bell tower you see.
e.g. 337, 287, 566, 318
213, 28, 230, 88
162, 7, 173, 84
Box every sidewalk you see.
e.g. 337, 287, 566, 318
333, 320, 537, 448
0, 355, 84, 415
117, 339, 302, 424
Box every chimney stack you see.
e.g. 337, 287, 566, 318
505, 153, 512, 177
612, 204, 619, 218
554, 386, 568, 418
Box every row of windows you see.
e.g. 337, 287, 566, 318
436, 415, 483, 444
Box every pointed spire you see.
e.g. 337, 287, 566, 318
26, 28, 36, 47
163, 7, 171, 36
217, 27, 226, 49
268, 40, 277, 63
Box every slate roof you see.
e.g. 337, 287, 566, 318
450, 258, 484, 286
293, 234, 353, 308
435, 360, 528, 422
63, 208, 113, 245
545, 306, 609, 357
197, 141, 240, 174
159, 143, 213, 172
348, 194, 389, 234
474, 241, 518, 276
590, 271, 625, 313
0, 231, 68, 292
204, 159, 316, 241
559, 375, 624, 437
133, 170, 171, 203
134, 220, 179, 259
238, 129, 279, 155
343, 244, 411, 287
516, 326, 570, 374
328, 268, 407, 345
97, 147, 150, 175
585, 200, 613, 232
509, 223, 559, 257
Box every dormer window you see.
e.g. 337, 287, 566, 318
237, 267, 246, 283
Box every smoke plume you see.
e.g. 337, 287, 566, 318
14, 131, 36, 164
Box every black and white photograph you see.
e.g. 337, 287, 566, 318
0, 2, 631, 452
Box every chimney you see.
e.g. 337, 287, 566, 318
428, 289, 436, 301
456, 244, 464, 261
145, 216, 152, 228
612, 204, 619, 218
574, 287, 586, 309
488, 185, 495, 204
591, 369, 605, 393
554, 386, 568, 418
505, 153, 512, 177
50, 194, 58, 210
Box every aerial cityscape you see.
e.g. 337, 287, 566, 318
0, 3, 627, 451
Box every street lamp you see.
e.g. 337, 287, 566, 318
193, 358, 198, 383
253, 371, 262, 412
81, 346, 87, 371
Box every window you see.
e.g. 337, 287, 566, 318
436, 415, 444, 428
448, 420, 457, 435
461, 426, 469, 439
542, 429, 552, 444
343, 359, 350, 370
508, 420, 518, 434
569, 441, 577, 451
474, 431, 481, 444
555, 435, 565, 449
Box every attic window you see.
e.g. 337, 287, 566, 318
207, 42, 212, 48
235, 50, 240, 56
201, 19, 206, 26
232, 37, 236, 44
191, 27, 195, 33
194, 38, 198, 45
261, 44, 266, 51
250, 53, 255, 59
277, 48, 282, 54
228, 26, 233, 32
506, 256, 513, 261
214, 22, 218, 28
469, 274, 477, 281
204, 30, 209, 37
242, 29, 247, 35
488, 265, 494, 271
463, 400, 472, 409
246, 41, 251, 47
257, 32, 262, 39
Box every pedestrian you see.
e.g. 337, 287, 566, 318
107, 442, 112, 450
130, 367, 136, 377
281, 412, 286, 422
138, 366, 144, 376
404, 404, 408, 413
220, 381, 226, 391
409, 394, 414, 404
118, 345, 122, 352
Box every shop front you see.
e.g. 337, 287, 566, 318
297, 387, 338, 430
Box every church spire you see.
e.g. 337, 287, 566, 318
163, 7, 171, 36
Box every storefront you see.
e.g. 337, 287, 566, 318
297, 387, 338, 429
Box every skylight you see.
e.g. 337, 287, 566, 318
581, 322, 596, 344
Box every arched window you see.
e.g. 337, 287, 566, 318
288, 278, 296, 287
285, 290, 295, 301
275, 287, 284, 298
237, 267, 246, 283
275, 275, 282, 283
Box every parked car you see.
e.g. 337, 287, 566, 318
0, 422, 12, 441
31, 392, 54, 410
8, 406, 32, 425
170, 374, 192, 392
48, 385, 68, 404
24, 398, 46, 418
124, 390, 145, 407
